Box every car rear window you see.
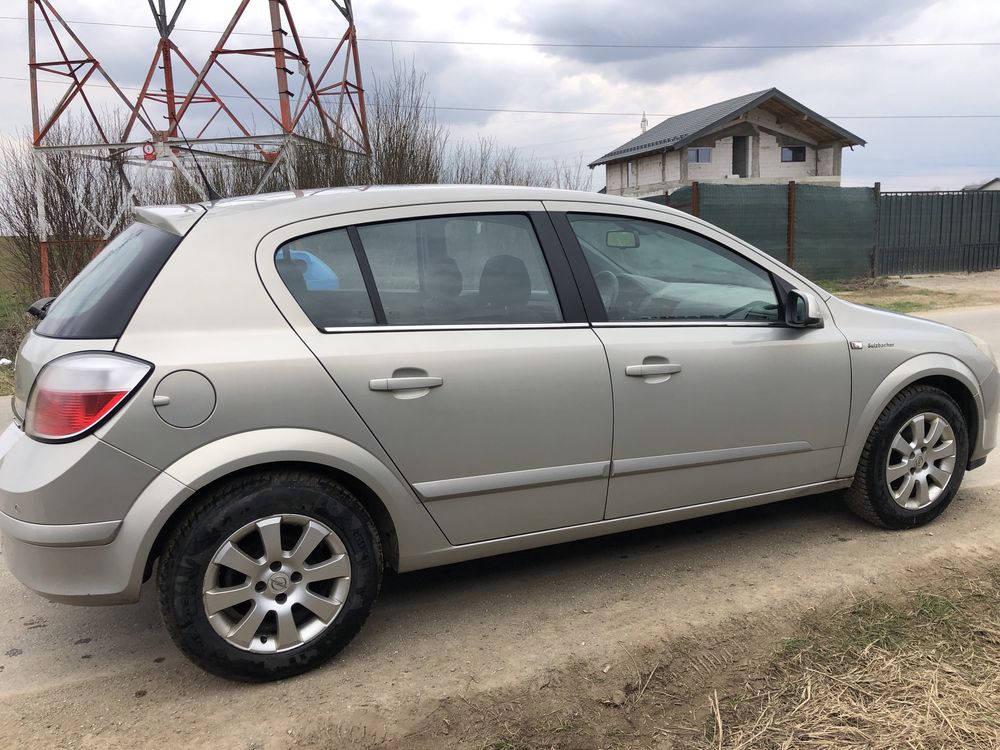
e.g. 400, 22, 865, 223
35, 222, 183, 340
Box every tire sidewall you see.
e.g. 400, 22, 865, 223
864, 390, 969, 528
161, 475, 381, 681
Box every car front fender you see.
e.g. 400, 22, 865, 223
838, 353, 985, 478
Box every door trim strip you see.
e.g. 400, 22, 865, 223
414, 443, 812, 501
322, 322, 589, 333
415, 461, 611, 501
398, 478, 853, 571
611, 441, 813, 477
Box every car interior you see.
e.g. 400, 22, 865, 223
276, 215, 564, 328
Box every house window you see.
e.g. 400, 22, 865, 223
781, 146, 806, 162
625, 161, 635, 187
688, 147, 712, 164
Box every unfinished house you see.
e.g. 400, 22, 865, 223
592, 88, 865, 198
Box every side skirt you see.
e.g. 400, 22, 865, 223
397, 478, 852, 572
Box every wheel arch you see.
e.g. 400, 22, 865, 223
839, 353, 983, 478
134, 428, 450, 593
146, 460, 402, 581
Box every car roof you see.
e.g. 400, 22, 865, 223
134, 184, 684, 236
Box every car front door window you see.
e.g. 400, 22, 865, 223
567, 214, 780, 323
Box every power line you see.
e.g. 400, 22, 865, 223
4, 74, 1000, 120
2, 15, 999, 50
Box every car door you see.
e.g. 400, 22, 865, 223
545, 201, 851, 519
258, 201, 613, 545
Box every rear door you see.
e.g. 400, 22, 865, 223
546, 201, 851, 519
258, 202, 613, 545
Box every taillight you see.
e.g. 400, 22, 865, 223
25, 353, 151, 441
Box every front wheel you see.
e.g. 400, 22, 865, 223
157, 470, 382, 681
845, 385, 969, 529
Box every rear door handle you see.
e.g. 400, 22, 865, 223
369, 376, 444, 392
625, 363, 682, 377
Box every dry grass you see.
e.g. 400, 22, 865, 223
705, 575, 1000, 750
367, 567, 1000, 750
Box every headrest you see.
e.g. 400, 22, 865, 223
425, 256, 463, 299
479, 254, 531, 309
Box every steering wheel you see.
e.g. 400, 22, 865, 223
593, 271, 620, 312
721, 300, 778, 320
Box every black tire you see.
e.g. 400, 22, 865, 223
157, 470, 382, 681
845, 385, 969, 529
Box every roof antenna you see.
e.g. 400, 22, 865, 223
174, 121, 223, 202
640, 111, 648, 134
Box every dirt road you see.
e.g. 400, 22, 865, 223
1, 307, 998, 748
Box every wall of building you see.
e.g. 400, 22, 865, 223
684, 138, 733, 182
751, 109, 817, 180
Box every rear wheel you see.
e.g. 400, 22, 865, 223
157, 470, 382, 681
845, 385, 969, 529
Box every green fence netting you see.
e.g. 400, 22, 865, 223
644, 184, 1000, 279
699, 183, 789, 263
794, 185, 875, 279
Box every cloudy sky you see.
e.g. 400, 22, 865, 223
2, 0, 999, 190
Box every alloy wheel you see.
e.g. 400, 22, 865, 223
202, 514, 351, 653
885, 412, 957, 511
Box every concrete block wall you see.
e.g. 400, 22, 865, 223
687, 137, 736, 181
758, 132, 817, 179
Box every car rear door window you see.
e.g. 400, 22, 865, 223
274, 228, 377, 327
567, 214, 780, 323
356, 214, 563, 325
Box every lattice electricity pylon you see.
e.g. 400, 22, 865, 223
27, 0, 372, 294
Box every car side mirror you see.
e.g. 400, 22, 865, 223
27, 296, 55, 320
785, 289, 824, 328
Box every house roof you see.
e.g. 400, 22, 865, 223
962, 177, 1000, 191
589, 88, 866, 167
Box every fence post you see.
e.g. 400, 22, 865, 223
871, 181, 881, 277
39, 240, 50, 297
691, 181, 700, 217
786, 180, 796, 268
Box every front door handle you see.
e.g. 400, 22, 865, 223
369, 376, 444, 392
625, 363, 682, 377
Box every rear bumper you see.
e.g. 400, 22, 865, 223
0, 470, 191, 605
0, 420, 190, 605
1, 520, 136, 605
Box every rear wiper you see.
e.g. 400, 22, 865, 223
28, 296, 55, 320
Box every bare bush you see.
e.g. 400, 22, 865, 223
447, 137, 550, 186
358, 61, 447, 185
0, 61, 595, 300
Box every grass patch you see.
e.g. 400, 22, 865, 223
382, 568, 1000, 750
817, 277, 963, 313
0, 289, 32, 396
0, 366, 13, 398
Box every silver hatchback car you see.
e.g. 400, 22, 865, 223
1, 186, 997, 680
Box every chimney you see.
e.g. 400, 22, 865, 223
640, 111, 648, 134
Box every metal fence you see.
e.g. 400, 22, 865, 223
877, 190, 1000, 275
646, 183, 1000, 279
